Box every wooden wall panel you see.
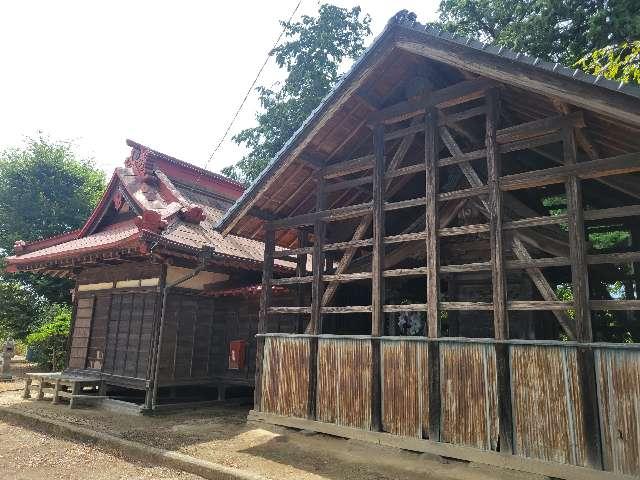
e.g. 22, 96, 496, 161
85, 294, 111, 370
380, 340, 426, 438
68, 296, 95, 369
192, 300, 213, 379
173, 297, 197, 379
440, 342, 498, 450
596, 347, 640, 476
103, 291, 158, 379
260, 336, 310, 417
511, 344, 588, 466
316, 338, 372, 430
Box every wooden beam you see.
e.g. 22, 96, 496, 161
307, 173, 326, 422
381, 105, 487, 142
369, 78, 496, 124
249, 410, 625, 480
309, 172, 326, 335
255, 225, 275, 413
487, 89, 508, 339
511, 237, 576, 339
321, 117, 423, 307
372, 124, 385, 337
500, 151, 640, 191
425, 108, 441, 338
371, 125, 385, 433
324, 175, 372, 193
486, 89, 513, 456
425, 107, 441, 443
268, 306, 311, 314
496, 112, 584, 144
395, 29, 640, 127
564, 127, 591, 342
324, 154, 374, 179
563, 126, 603, 470
296, 230, 309, 334
440, 125, 575, 337
271, 201, 372, 229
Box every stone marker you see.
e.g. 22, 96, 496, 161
0, 340, 16, 381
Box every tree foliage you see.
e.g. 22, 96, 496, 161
575, 40, 640, 85
0, 279, 48, 340
25, 304, 71, 371
222, 4, 371, 184
433, 0, 640, 65
0, 136, 106, 255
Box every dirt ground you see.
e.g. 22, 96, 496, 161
0, 364, 544, 480
0, 421, 203, 480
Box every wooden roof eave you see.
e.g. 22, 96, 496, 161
139, 230, 293, 274
216, 27, 399, 236
216, 17, 640, 241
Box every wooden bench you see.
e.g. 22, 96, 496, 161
23, 372, 103, 408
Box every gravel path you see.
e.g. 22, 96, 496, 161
0, 362, 543, 480
0, 420, 203, 480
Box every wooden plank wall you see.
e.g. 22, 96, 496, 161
259, 336, 640, 476
261, 336, 310, 417
85, 293, 111, 370
441, 342, 498, 450
316, 338, 372, 430
380, 339, 427, 438
157, 292, 213, 384
595, 347, 640, 475
510, 344, 588, 466
68, 296, 95, 369
103, 291, 158, 379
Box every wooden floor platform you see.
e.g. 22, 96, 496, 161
23, 372, 104, 408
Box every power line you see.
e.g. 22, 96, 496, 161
203, 0, 304, 172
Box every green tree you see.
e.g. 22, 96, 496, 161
222, 4, 371, 184
575, 40, 640, 85
25, 304, 71, 371
0, 136, 106, 305
0, 136, 106, 254
0, 279, 48, 340
433, 0, 640, 65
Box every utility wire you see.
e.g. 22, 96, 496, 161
203, 0, 304, 172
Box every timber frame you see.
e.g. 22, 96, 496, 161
219, 11, 640, 480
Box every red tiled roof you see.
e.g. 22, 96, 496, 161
5, 141, 280, 273
6, 222, 140, 267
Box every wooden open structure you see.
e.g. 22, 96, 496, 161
6, 141, 299, 410
218, 12, 640, 479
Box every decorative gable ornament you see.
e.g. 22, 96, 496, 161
126, 146, 156, 182
135, 210, 167, 234
180, 205, 206, 224
113, 190, 124, 211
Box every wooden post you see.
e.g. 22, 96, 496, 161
487, 89, 514, 454
296, 229, 309, 334
564, 126, 603, 469
425, 107, 441, 441
64, 282, 81, 369
371, 124, 385, 431
487, 89, 508, 339
255, 225, 275, 413
310, 172, 326, 335
308, 172, 326, 420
